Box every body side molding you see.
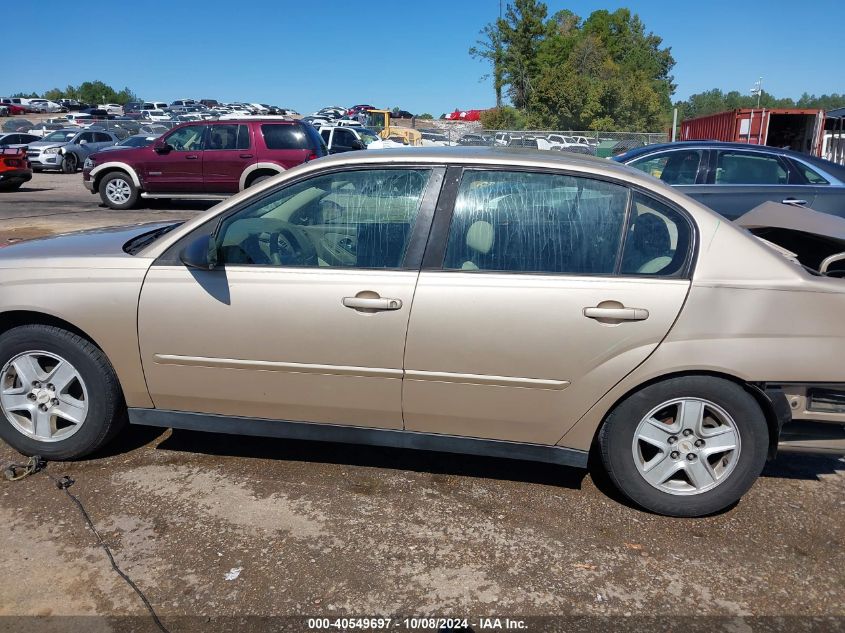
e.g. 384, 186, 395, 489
128, 408, 589, 468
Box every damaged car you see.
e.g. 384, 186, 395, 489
3, 148, 845, 518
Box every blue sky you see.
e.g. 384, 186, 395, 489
1, 0, 840, 115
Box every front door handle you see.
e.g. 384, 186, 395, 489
584, 306, 649, 321
782, 198, 808, 206
342, 297, 403, 311
185, 154, 199, 160
239, 153, 253, 158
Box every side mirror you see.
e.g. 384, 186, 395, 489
179, 234, 218, 270
352, 140, 366, 150
78, 139, 88, 145
154, 140, 172, 154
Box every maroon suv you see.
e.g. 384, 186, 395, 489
83, 119, 327, 209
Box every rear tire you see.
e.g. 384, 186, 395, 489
99, 171, 139, 210
598, 376, 768, 517
0, 325, 126, 460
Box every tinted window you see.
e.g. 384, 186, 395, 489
320, 129, 330, 143
336, 129, 357, 146
793, 160, 829, 185
164, 125, 205, 151
620, 193, 691, 276
629, 149, 703, 185
714, 151, 788, 184
443, 170, 629, 275
261, 124, 311, 150
207, 124, 249, 150
94, 132, 113, 143
216, 169, 431, 269
78, 132, 96, 143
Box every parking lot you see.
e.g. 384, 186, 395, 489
0, 174, 844, 632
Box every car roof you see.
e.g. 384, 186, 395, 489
615, 140, 845, 180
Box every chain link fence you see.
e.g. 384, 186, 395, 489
414, 122, 668, 155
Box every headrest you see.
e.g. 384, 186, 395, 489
466, 221, 494, 254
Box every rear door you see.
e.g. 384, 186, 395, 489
695, 149, 815, 219
143, 124, 206, 193
203, 123, 254, 193
786, 157, 845, 219
402, 167, 694, 445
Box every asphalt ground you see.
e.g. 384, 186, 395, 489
0, 172, 843, 633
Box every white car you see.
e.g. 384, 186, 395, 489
98, 103, 124, 115
25, 123, 68, 138
141, 102, 169, 112
64, 113, 92, 126
28, 99, 64, 113
139, 110, 171, 122
319, 126, 404, 152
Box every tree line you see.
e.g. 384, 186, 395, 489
11, 81, 140, 106
471, 1, 845, 132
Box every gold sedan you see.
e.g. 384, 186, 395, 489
0, 147, 837, 517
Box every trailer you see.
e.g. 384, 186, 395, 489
679, 108, 825, 157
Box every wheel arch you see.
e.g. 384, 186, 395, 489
90, 162, 142, 193
239, 163, 284, 191
0, 309, 129, 399
575, 370, 784, 460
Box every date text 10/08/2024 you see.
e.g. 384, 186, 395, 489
307, 617, 528, 630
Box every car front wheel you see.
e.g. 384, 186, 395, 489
599, 376, 769, 517
99, 172, 139, 210
61, 153, 78, 173
0, 325, 126, 460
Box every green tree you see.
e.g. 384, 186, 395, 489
479, 106, 525, 129
470, 22, 506, 108
417, 113, 434, 120
498, 0, 547, 110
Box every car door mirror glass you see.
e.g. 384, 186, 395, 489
154, 141, 172, 154
179, 234, 218, 270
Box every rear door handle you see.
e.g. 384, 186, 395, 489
342, 297, 403, 311
584, 307, 649, 321
185, 154, 199, 160
782, 198, 808, 206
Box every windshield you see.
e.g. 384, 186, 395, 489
366, 112, 387, 131
43, 131, 76, 142
357, 128, 380, 144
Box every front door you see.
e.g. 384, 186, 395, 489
143, 124, 206, 192
403, 168, 693, 445
203, 123, 255, 193
138, 166, 442, 429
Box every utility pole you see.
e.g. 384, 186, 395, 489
751, 77, 763, 108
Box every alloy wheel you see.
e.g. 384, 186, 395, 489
105, 177, 131, 204
0, 351, 89, 442
631, 397, 741, 495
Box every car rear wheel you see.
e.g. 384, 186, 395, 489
0, 325, 125, 460
99, 172, 139, 210
598, 376, 768, 517
61, 153, 78, 174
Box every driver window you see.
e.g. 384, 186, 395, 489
164, 125, 206, 151
215, 169, 431, 269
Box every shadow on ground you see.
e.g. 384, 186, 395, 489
156, 428, 591, 490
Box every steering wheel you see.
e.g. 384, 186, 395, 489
267, 223, 317, 266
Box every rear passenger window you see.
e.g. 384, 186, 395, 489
714, 151, 788, 184
629, 150, 703, 185
262, 124, 311, 150
443, 170, 629, 275
619, 193, 691, 276
208, 125, 250, 150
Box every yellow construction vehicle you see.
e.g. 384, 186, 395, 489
365, 110, 422, 146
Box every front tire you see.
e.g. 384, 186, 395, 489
0, 325, 126, 460
598, 376, 768, 517
99, 172, 139, 210
61, 153, 78, 174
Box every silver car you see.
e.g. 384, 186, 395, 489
26, 129, 118, 173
